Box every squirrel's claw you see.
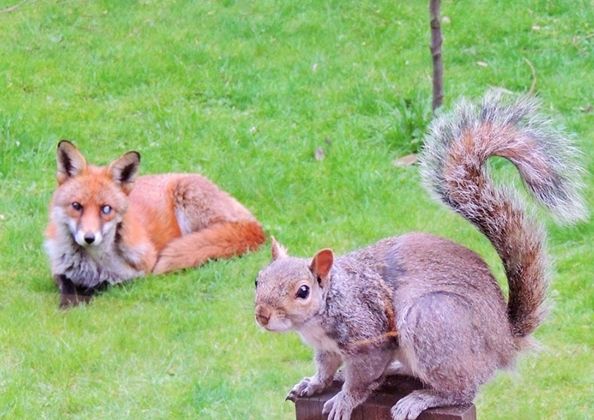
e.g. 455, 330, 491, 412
285, 391, 297, 402
324, 391, 354, 420
287, 376, 319, 402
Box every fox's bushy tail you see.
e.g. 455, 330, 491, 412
419, 91, 587, 340
152, 220, 265, 274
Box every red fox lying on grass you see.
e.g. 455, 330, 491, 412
44, 140, 265, 308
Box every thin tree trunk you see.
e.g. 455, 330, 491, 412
429, 0, 443, 110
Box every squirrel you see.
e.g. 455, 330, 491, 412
254, 92, 587, 420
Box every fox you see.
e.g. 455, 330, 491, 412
44, 140, 265, 308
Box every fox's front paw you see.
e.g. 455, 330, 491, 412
285, 377, 327, 402
59, 292, 92, 309
322, 391, 354, 420
55, 274, 93, 309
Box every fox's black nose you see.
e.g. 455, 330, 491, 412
84, 233, 95, 244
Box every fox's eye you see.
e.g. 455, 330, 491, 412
71, 202, 82, 211
101, 205, 112, 215
296, 285, 309, 299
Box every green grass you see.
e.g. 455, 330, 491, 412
1, 0, 592, 418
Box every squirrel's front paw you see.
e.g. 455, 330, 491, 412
285, 377, 327, 402
323, 391, 354, 420
391, 391, 429, 420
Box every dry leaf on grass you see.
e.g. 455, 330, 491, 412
393, 154, 417, 167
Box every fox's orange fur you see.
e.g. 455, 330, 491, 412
44, 140, 265, 307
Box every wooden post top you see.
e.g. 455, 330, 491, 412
293, 375, 476, 420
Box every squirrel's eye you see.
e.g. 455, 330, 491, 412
101, 205, 112, 215
71, 202, 82, 211
296, 285, 310, 299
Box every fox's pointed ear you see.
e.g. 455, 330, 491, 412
109, 151, 141, 192
56, 140, 87, 184
271, 236, 288, 261
310, 248, 334, 288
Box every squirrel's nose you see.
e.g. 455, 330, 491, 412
84, 232, 95, 244
255, 305, 271, 326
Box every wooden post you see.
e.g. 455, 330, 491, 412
429, 0, 444, 111
294, 376, 476, 420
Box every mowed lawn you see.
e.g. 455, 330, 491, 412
0, 0, 592, 418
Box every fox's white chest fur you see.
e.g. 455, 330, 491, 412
44, 223, 144, 289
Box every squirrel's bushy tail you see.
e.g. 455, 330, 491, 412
420, 91, 587, 340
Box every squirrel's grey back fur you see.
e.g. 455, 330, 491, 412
255, 92, 587, 420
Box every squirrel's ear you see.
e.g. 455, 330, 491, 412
310, 248, 334, 287
271, 236, 288, 261
108, 151, 141, 192
56, 140, 87, 184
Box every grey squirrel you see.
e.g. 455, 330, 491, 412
254, 92, 587, 420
